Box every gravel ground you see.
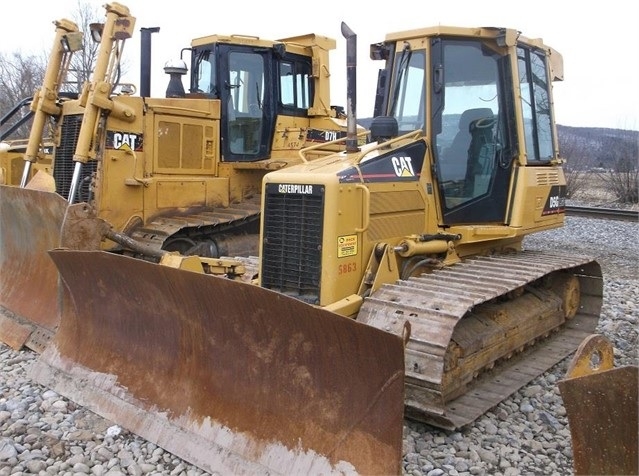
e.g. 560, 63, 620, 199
0, 215, 637, 476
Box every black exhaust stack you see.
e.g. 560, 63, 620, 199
341, 22, 359, 153
140, 27, 160, 97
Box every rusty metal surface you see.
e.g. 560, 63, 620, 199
559, 335, 639, 476
0, 186, 68, 348
358, 250, 603, 429
31, 249, 405, 475
564, 333, 615, 378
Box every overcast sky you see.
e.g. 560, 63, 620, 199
2, 0, 638, 131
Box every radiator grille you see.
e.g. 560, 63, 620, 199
53, 114, 97, 202
261, 183, 324, 304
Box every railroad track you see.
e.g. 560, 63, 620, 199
565, 205, 638, 222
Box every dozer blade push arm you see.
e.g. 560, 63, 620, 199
21, 19, 82, 186
69, 3, 136, 202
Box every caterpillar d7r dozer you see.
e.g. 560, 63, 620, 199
30, 23, 603, 473
0, 2, 359, 352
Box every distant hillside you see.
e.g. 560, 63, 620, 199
356, 118, 638, 170
556, 125, 637, 170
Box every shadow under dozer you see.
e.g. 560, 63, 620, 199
29, 249, 406, 475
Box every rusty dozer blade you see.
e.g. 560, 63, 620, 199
0, 186, 68, 351
30, 250, 406, 475
558, 334, 638, 476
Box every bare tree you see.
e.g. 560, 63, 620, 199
0, 53, 46, 107
66, 1, 130, 91
64, 1, 102, 91
598, 134, 639, 204
0, 2, 110, 140
558, 129, 593, 198
0, 52, 47, 139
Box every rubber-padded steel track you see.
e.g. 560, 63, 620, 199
357, 250, 603, 430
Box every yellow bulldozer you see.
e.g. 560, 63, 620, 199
0, 139, 52, 186
0, 17, 80, 187
26, 21, 605, 474
0, 2, 361, 352
0, 93, 69, 185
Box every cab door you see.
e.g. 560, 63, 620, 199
218, 45, 275, 162
431, 37, 515, 225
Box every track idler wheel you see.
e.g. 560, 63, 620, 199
553, 272, 581, 319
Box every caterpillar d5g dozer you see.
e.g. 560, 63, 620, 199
30, 23, 603, 473
0, 2, 359, 352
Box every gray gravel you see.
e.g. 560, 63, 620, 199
0, 215, 637, 476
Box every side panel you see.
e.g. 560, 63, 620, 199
507, 166, 566, 230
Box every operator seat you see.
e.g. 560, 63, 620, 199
441, 108, 494, 181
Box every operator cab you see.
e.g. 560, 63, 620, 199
167, 38, 317, 162
372, 28, 558, 226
